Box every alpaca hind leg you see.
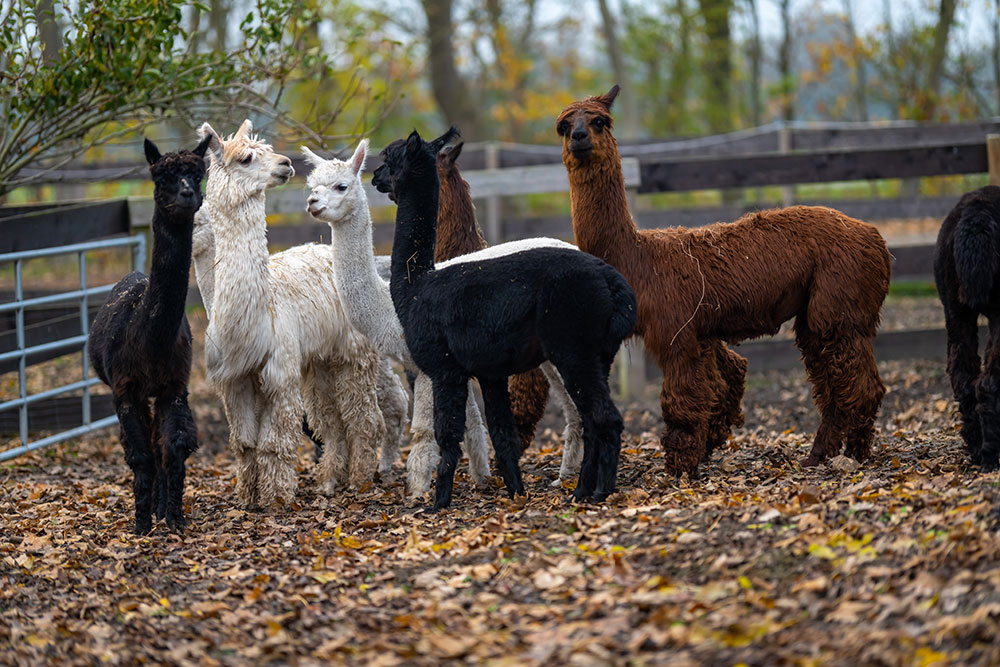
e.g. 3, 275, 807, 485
796, 322, 851, 466
461, 383, 492, 488
114, 394, 155, 534
256, 355, 304, 507
222, 380, 262, 509
704, 343, 747, 461
509, 367, 550, 453
375, 358, 408, 479
478, 377, 525, 499
302, 365, 350, 493
407, 373, 441, 501
431, 377, 470, 510
975, 317, 1000, 471
158, 393, 198, 532
944, 309, 984, 463
839, 337, 886, 463
540, 361, 584, 483
330, 355, 384, 489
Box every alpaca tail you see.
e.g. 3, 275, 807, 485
605, 271, 638, 344
954, 205, 999, 308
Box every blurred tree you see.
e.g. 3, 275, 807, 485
776, 0, 795, 122
421, 0, 483, 138
698, 0, 733, 132
744, 0, 763, 127
841, 0, 868, 121
917, 0, 958, 120
597, 0, 639, 139
0, 0, 397, 198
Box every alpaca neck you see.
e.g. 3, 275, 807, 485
328, 201, 411, 366
191, 212, 216, 318
390, 175, 438, 305
568, 153, 639, 268
144, 207, 194, 351
435, 168, 487, 262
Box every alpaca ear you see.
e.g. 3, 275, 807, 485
438, 139, 463, 167
300, 146, 325, 167
198, 123, 224, 163
350, 139, 368, 176
237, 119, 253, 138
429, 126, 461, 155
143, 138, 162, 166
192, 134, 212, 159
596, 84, 620, 110
405, 130, 422, 155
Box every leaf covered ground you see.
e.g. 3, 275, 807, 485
2, 316, 1000, 665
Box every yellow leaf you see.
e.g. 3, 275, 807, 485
159, 597, 170, 608
914, 647, 949, 667
738, 576, 752, 590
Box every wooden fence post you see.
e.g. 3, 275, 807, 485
485, 141, 501, 244
988, 134, 1000, 186
779, 123, 794, 206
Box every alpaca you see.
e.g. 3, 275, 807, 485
190, 208, 408, 477
197, 120, 394, 508
934, 185, 1000, 471
382, 129, 636, 509
89, 136, 211, 534
428, 135, 584, 475
557, 86, 891, 474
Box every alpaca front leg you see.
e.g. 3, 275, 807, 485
376, 358, 408, 479
158, 393, 199, 533
337, 357, 385, 489
406, 373, 441, 501
431, 377, 471, 510
540, 362, 583, 484
478, 378, 525, 499
114, 395, 155, 534
462, 384, 492, 489
303, 365, 351, 493
256, 356, 303, 507
655, 343, 711, 477
222, 380, 262, 510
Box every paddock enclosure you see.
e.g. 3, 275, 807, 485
3, 121, 1000, 664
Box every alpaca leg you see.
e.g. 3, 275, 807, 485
255, 354, 304, 507
796, 322, 847, 466
540, 361, 584, 483
839, 336, 886, 463
431, 377, 470, 510
478, 378, 525, 499
944, 309, 984, 463
406, 373, 441, 501
376, 358, 409, 479
303, 362, 352, 492
461, 384, 492, 488
975, 317, 1000, 471
221, 379, 262, 509
302, 416, 324, 463
654, 339, 711, 477
703, 343, 747, 461
151, 409, 168, 521
114, 394, 155, 534
158, 393, 198, 533
509, 367, 550, 453
331, 355, 385, 490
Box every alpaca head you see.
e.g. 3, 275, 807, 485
556, 85, 620, 169
197, 119, 294, 206
144, 135, 211, 217
301, 139, 369, 226
371, 126, 459, 201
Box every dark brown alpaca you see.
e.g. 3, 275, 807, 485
557, 86, 891, 473
433, 138, 551, 454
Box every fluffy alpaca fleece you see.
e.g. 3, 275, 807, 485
383, 129, 636, 509
557, 86, 891, 474
89, 136, 210, 533
190, 210, 408, 478
300, 140, 490, 500
934, 185, 1000, 470
197, 120, 393, 509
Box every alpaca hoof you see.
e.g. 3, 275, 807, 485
591, 488, 612, 503
981, 458, 999, 473
134, 519, 153, 535
572, 485, 593, 502
802, 454, 824, 468
166, 514, 187, 534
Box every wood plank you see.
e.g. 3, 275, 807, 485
639, 143, 988, 193
0, 394, 115, 435
0, 200, 131, 253
790, 121, 1000, 151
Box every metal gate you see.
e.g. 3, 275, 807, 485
0, 235, 146, 462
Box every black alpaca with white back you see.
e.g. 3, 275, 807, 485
382, 129, 637, 508
89, 136, 210, 533
935, 185, 1000, 470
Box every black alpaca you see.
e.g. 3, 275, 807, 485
89, 136, 210, 533
381, 129, 637, 509
935, 185, 1000, 470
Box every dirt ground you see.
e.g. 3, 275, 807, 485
2, 312, 999, 665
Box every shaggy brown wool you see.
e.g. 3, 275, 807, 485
557, 86, 891, 474
432, 137, 551, 454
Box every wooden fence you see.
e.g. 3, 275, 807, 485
5, 119, 1000, 432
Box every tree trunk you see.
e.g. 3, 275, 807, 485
421, 0, 482, 139
597, 0, 639, 140
35, 0, 61, 66
665, 0, 692, 135
698, 0, 732, 133
842, 0, 868, 121
919, 0, 958, 120
778, 0, 794, 123
746, 0, 762, 127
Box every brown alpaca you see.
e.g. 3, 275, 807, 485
557, 86, 891, 473
433, 138, 552, 454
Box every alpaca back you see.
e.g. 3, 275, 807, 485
938, 186, 1000, 309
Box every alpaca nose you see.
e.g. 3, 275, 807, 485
307, 194, 319, 206
571, 128, 588, 141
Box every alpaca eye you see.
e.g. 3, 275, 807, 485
336, 183, 349, 192
240, 154, 253, 165
558, 121, 569, 135
593, 118, 605, 130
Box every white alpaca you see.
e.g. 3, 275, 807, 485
197, 120, 402, 508
191, 209, 408, 480
301, 140, 585, 495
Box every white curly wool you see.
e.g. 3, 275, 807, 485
195, 120, 401, 509
302, 140, 584, 494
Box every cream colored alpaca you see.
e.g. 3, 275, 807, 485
301, 141, 585, 497
191, 209, 408, 481
198, 120, 396, 508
